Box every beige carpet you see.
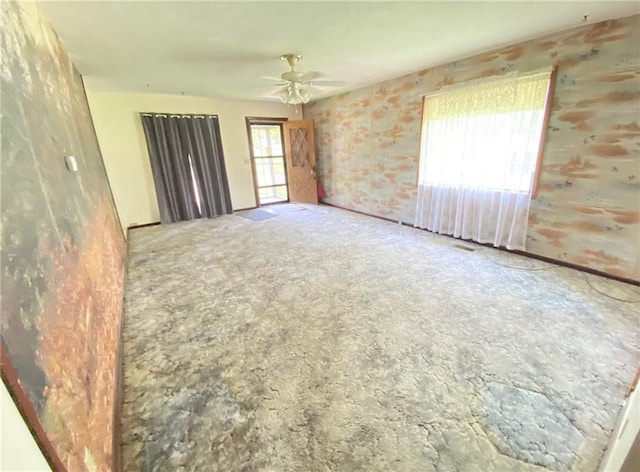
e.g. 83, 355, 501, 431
122, 204, 639, 472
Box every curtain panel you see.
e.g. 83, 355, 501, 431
141, 113, 233, 224
415, 69, 553, 250
415, 186, 533, 250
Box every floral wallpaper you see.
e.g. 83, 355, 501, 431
305, 15, 640, 281
1, 1, 125, 470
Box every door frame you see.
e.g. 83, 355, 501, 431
245, 117, 289, 208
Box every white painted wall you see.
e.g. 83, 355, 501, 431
84, 82, 299, 232
0, 382, 51, 471
599, 382, 640, 472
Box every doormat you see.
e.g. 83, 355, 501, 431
235, 208, 278, 221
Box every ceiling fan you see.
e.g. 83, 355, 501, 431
263, 54, 345, 105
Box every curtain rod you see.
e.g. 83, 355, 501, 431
140, 113, 219, 119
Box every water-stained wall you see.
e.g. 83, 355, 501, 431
305, 15, 640, 281
1, 1, 125, 470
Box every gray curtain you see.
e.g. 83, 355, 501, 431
178, 116, 233, 218
141, 113, 232, 223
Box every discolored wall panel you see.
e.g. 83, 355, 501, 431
1, 1, 125, 470
305, 15, 640, 281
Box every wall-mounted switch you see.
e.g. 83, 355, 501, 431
64, 155, 78, 172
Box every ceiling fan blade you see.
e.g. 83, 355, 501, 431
310, 80, 347, 87
265, 85, 287, 97
307, 86, 337, 96
299, 71, 322, 82
259, 75, 286, 82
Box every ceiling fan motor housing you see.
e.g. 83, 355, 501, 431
281, 70, 306, 82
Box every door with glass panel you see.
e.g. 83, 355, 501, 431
283, 119, 318, 205
247, 118, 289, 205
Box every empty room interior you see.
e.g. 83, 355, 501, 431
2, 1, 640, 471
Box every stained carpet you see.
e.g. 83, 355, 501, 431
122, 204, 639, 472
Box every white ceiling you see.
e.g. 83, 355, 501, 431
38, 1, 639, 102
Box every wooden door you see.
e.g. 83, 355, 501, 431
283, 119, 317, 205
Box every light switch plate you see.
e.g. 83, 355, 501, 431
64, 155, 78, 172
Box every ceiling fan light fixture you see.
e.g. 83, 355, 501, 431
279, 83, 311, 105
299, 87, 311, 103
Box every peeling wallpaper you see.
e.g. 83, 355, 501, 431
305, 15, 640, 281
1, 1, 125, 470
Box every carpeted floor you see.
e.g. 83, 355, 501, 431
122, 204, 639, 472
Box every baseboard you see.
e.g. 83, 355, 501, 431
127, 211, 270, 228
258, 200, 292, 207
320, 201, 410, 225
127, 221, 161, 230
111, 246, 128, 472
507, 247, 639, 287
320, 202, 640, 287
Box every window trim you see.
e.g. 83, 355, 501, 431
531, 66, 558, 199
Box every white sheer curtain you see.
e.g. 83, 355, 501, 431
415, 69, 552, 250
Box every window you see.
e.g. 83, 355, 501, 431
418, 69, 553, 194
415, 68, 555, 250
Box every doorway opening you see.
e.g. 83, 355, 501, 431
246, 118, 289, 206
